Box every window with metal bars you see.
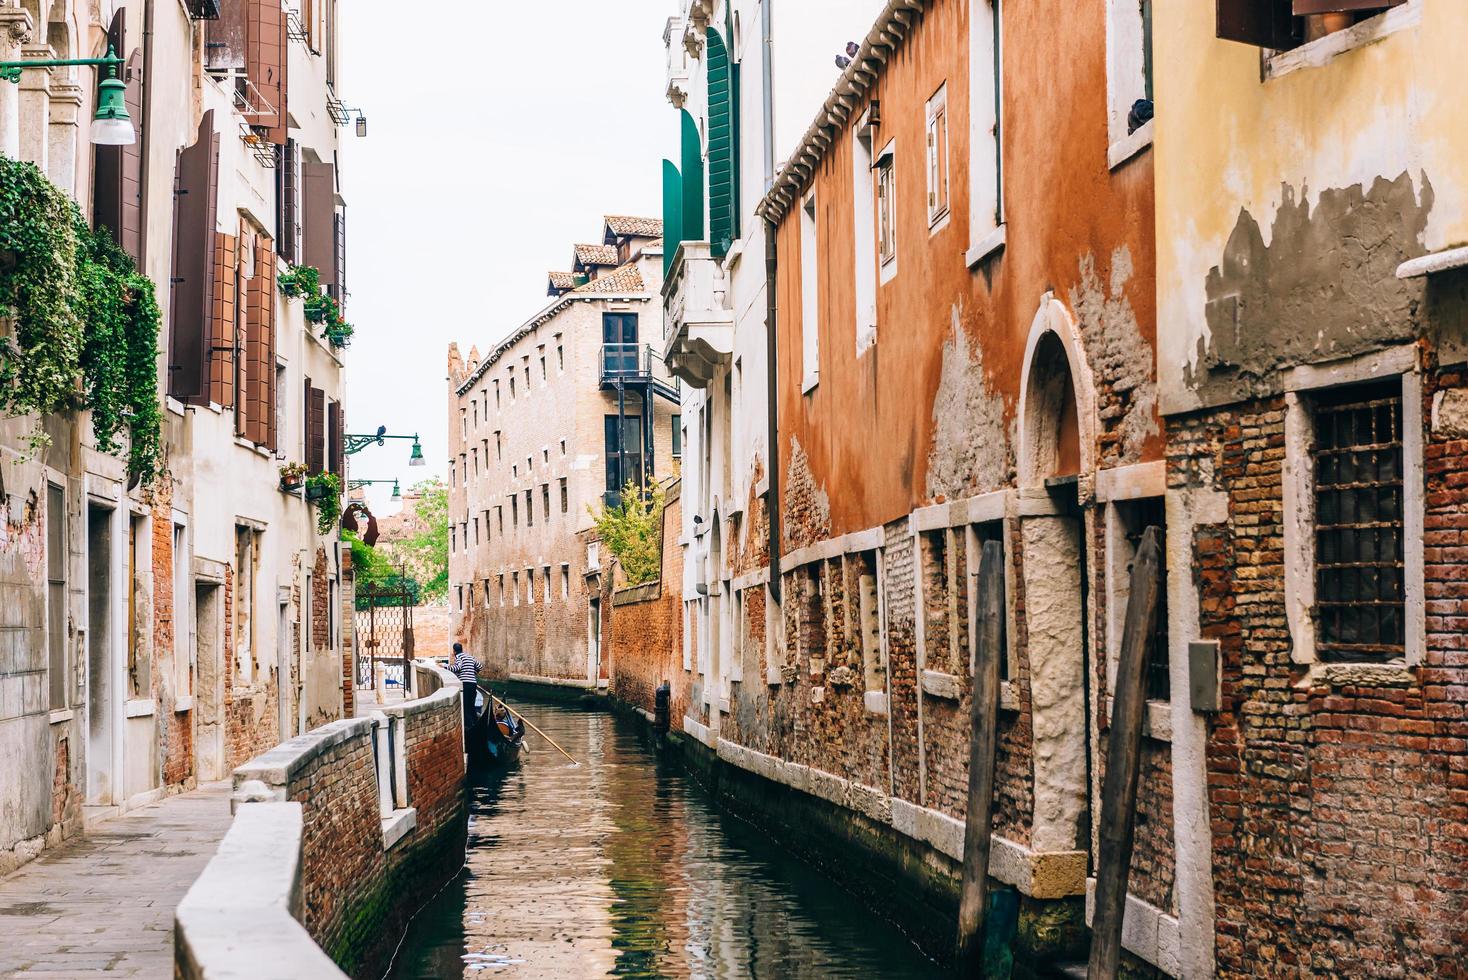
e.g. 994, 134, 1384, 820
1312, 380, 1405, 663
1117, 498, 1169, 701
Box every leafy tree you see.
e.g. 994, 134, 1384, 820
397, 478, 449, 601
588, 479, 666, 586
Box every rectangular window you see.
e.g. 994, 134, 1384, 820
543, 565, 552, 604
557, 344, 564, 373
672, 415, 683, 458
604, 415, 645, 495
540, 354, 547, 381
497, 506, 504, 536
853, 550, 884, 693
494, 379, 500, 409
451, 524, 457, 552
496, 431, 502, 460
542, 484, 551, 521
854, 115, 878, 354
560, 439, 567, 457
602, 313, 640, 378
525, 568, 535, 605
511, 496, 518, 528
920, 529, 967, 677
456, 585, 463, 613
483, 511, 492, 544
499, 574, 506, 606
876, 145, 897, 270
561, 564, 570, 600
800, 193, 820, 391
967, 0, 1004, 263
525, 489, 534, 528
473, 517, 479, 546
472, 399, 478, 428
1108, 500, 1166, 699
1106, 0, 1155, 155
173, 523, 191, 699
1313, 381, 1405, 663
512, 571, 520, 606
47, 483, 66, 710
560, 478, 569, 514
926, 84, 950, 226
483, 579, 491, 607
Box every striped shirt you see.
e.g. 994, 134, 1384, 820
450, 652, 479, 684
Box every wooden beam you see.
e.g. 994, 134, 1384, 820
1088, 525, 1163, 979
956, 539, 1005, 973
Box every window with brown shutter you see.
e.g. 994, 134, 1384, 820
326, 400, 341, 474
308, 385, 326, 473
168, 112, 219, 403
330, 208, 346, 306
94, 14, 145, 266
275, 138, 300, 262
244, 237, 275, 445
302, 161, 336, 284
204, 0, 246, 71
245, 0, 288, 144
1217, 0, 1405, 48
209, 232, 238, 409
302, 376, 312, 461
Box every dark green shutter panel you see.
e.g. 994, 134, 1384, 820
680, 109, 705, 244
706, 28, 737, 258
662, 159, 683, 278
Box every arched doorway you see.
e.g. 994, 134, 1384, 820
1016, 296, 1094, 857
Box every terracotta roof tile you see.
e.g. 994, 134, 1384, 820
573, 261, 644, 294
604, 215, 663, 239
573, 243, 619, 268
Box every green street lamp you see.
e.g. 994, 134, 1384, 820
1, 44, 134, 145
344, 426, 426, 467
349, 478, 401, 502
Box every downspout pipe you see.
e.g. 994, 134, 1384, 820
139, 0, 154, 264
761, 0, 775, 193
764, 213, 780, 604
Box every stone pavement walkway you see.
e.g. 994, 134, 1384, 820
0, 781, 234, 978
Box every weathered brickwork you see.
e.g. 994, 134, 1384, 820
607, 487, 685, 721
1170, 369, 1468, 978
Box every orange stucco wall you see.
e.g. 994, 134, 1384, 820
774, 0, 1159, 543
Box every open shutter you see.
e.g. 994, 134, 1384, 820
308, 385, 326, 473
168, 111, 219, 403
706, 28, 737, 258
94, 13, 144, 265
205, 0, 246, 70
302, 377, 312, 462
327, 400, 342, 474
302, 161, 337, 284
244, 237, 274, 444
1217, 0, 1299, 47
245, 0, 287, 144
680, 109, 705, 243
331, 207, 346, 306
208, 232, 237, 407
661, 159, 682, 278
275, 138, 300, 262
1294, 0, 1404, 11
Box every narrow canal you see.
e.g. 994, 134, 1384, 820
387, 700, 938, 979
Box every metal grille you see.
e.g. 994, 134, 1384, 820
1312, 381, 1405, 663
354, 582, 416, 691
1121, 500, 1169, 701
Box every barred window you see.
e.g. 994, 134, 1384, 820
1313, 381, 1404, 663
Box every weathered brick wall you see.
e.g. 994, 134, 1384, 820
607, 486, 685, 719
884, 521, 922, 803
1173, 372, 1468, 978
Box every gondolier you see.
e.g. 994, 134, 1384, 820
449, 643, 479, 747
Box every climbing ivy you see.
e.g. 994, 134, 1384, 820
0, 157, 164, 483
306, 471, 343, 536
588, 478, 666, 586
279, 263, 353, 350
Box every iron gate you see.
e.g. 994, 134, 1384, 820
355, 582, 416, 693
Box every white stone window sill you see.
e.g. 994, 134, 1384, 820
48, 708, 74, 725
175, 695, 194, 713
864, 691, 889, 715
921, 669, 961, 700
125, 698, 156, 719
801, 372, 819, 395
1265, 0, 1421, 81
1107, 119, 1154, 171
928, 208, 952, 237
1102, 695, 1173, 742
879, 257, 898, 286
382, 807, 417, 850
165, 396, 187, 418
965, 224, 1007, 268
1302, 660, 1414, 689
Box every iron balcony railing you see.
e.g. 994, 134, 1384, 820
600, 343, 682, 402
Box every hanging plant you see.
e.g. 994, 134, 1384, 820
0, 158, 164, 483
279, 262, 353, 349
305, 472, 342, 535
277, 263, 320, 299
279, 460, 308, 492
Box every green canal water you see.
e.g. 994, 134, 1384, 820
386, 701, 939, 979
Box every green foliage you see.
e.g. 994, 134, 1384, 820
0, 157, 164, 483
344, 528, 393, 581
279, 263, 353, 349
588, 479, 666, 586
398, 477, 449, 601
306, 472, 342, 535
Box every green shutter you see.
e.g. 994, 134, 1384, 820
706, 28, 738, 258
680, 109, 705, 244
662, 159, 683, 278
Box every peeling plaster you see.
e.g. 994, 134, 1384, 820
783, 436, 830, 552
1069, 248, 1158, 466
1189, 172, 1433, 403
926, 301, 1013, 500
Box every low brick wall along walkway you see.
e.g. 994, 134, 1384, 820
0, 782, 234, 978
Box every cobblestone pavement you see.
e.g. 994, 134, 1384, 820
0, 782, 233, 978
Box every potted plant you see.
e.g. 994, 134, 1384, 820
279, 461, 308, 493
304, 472, 343, 535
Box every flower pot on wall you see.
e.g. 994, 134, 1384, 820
304, 482, 332, 502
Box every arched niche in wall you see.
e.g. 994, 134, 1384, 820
1017, 294, 1098, 488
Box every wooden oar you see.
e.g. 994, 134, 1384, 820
478, 685, 580, 767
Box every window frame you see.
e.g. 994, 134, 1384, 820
966, 0, 1006, 267
1105, 0, 1156, 169
925, 83, 951, 229
876, 143, 898, 277
800, 192, 821, 393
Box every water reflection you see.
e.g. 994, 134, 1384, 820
388, 704, 936, 979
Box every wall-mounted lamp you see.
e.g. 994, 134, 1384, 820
1, 44, 134, 145
348, 478, 402, 502
344, 426, 426, 467
354, 114, 367, 138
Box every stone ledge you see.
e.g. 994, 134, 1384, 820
382, 807, 417, 850
231, 716, 376, 797
613, 581, 662, 606
921, 670, 961, 700
1084, 877, 1181, 977
509, 672, 595, 690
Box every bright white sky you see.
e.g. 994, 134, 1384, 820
339, 0, 882, 513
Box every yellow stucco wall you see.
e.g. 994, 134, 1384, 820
1156, 0, 1467, 411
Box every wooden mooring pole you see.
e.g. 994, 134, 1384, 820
956, 539, 1006, 974
1088, 525, 1163, 979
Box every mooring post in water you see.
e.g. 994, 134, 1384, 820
956, 539, 1006, 974
1088, 525, 1163, 980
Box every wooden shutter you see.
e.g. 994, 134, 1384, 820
327, 400, 342, 473
302, 161, 336, 284
168, 111, 219, 403
332, 208, 346, 306
245, 0, 287, 144
1294, 0, 1404, 12
208, 232, 237, 407
679, 110, 704, 243
275, 138, 300, 262
302, 376, 312, 462
308, 385, 326, 473
94, 14, 144, 265
244, 237, 275, 444
205, 0, 247, 70
1216, 0, 1299, 47
706, 28, 737, 258
661, 159, 682, 278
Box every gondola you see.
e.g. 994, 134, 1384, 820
468, 686, 525, 767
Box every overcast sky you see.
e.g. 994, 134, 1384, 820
339, 0, 882, 513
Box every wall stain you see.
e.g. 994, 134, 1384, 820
925, 301, 1013, 501
1191, 172, 1433, 401
1069, 247, 1158, 466
783, 436, 830, 551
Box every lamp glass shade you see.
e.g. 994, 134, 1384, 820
92, 75, 134, 145
91, 116, 135, 145
355, 115, 367, 138
408, 440, 425, 466
390, 483, 401, 502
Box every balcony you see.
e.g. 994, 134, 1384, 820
661, 241, 734, 390
664, 15, 690, 108
600, 343, 681, 403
